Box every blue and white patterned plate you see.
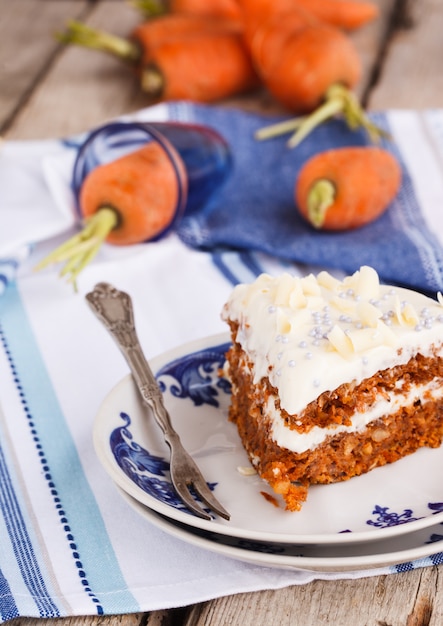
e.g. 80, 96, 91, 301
118, 487, 443, 572
93, 333, 443, 546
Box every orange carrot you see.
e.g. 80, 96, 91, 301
294, 0, 379, 30
80, 142, 182, 244
57, 16, 255, 102
244, 10, 314, 78
263, 21, 361, 113
238, 0, 309, 48
130, 12, 243, 62
240, 4, 388, 147
295, 147, 402, 230
60, 14, 242, 63
237, 0, 360, 107
140, 31, 259, 101
35, 142, 184, 288
236, 0, 386, 147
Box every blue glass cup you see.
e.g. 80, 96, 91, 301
71, 120, 232, 241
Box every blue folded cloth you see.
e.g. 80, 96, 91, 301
168, 103, 443, 296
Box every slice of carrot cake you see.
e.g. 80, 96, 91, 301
221, 266, 443, 511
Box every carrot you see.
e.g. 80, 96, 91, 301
80, 142, 182, 243
59, 14, 242, 63
294, 0, 379, 31
236, 0, 386, 147
238, 0, 308, 48
295, 147, 402, 230
57, 17, 255, 103
243, 9, 314, 77
262, 21, 362, 113
35, 142, 184, 289
131, 13, 243, 57
140, 31, 259, 101
242, 9, 388, 147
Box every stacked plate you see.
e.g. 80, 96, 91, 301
94, 333, 443, 572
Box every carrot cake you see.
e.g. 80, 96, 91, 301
221, 266, 443, 511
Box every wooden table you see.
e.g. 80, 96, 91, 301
2, 1, 443, 624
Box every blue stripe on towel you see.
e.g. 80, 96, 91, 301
211, 250, 265, 286
0, 261, 19, 296
238, 252, 266, 279
387, 550, 443, 575
0, 567, 19, 622
0, 247, 32, 298
0, 284, 139, 617
0, 442, 59, 618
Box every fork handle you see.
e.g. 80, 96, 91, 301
85, 282, 178, 446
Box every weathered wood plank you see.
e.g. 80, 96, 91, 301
0, 0, 89, 133
368, 0, 443, 109
187, 567, 443, 626
3, 1, 150, 139
342, 0, 397, 101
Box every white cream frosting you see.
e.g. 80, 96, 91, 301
222, 266, 443, 417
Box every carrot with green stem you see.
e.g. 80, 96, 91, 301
57, 15, 257, 103
35, 141, 184, 290
58, 14, 243, 59
237, 0, 387, 147
140, 31, 259, 101
295, 146, 402, 230
255, 26, 387, 147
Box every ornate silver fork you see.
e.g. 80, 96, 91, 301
86, 282, 230, 522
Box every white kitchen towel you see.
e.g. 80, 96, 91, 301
2, 232, 443, 621
1, 103, 443, 621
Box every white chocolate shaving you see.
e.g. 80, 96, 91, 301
274, 273, 296, 307
327, 325, 354, 358
395, 297, 419, 327
330, 296, 357, 315
237, 466, 257, 476
317, 271, 341, 291
347, 321, 397, 352
288, 280, 307, 308
343, 265, 380, 299
356, 301, 382, 328
277, 310, 291, 334
301, 274, 322, 296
